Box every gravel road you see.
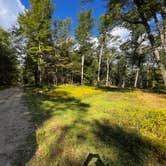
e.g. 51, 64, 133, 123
0, 87, 31, 166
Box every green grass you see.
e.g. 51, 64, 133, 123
25, 85, 166, 166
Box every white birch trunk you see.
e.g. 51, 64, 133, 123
81, 55, 85, 85
134, 68, 139, 88
97, 44, 103, 83
106, 58, 110, 86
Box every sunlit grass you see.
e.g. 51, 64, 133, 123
41, 84, 103, 98
25, 85, 166, 166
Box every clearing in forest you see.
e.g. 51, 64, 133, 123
23, 85, 166, 165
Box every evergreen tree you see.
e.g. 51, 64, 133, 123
97, 14, 111, 84
52, 18, 74, 84
75, 9, 94, 85
107, 0, 166, 86
0, 28, 19, 85
18, 0, 54, 86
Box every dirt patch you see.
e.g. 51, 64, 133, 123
0, 87, 32, 166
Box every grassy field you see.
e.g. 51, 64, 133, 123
23, 85, 166, 166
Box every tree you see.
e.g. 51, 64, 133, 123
105, 47, 117, 86
121, 23, 148, 88
52, 18, 75, 84
0, 28, 19, 85
97, 14, 111, 84
107, 0, 166, 86
18, 0, 54, 86
75, 9, 94, 85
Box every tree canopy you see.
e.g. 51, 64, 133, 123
0, 0, 166, 89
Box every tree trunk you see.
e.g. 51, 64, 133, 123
122, 79, 125, 88
97, 44, 103, 84
153, 13, 166, 55
134, 68, 139, 88
146, 64, 150, 88
152, 48, 166, 87
38, 59, 42, 86
34, 64, 41, 86
35, 42, 42, 86
106, 58, 110, 86
81, 54, 84, 85
134, 0, 166, 86
154, 50, 166, 86
34, 67, 38, 86
161, 1, 166, 49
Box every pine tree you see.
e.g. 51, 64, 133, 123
98, 14, 112, 84
18, 0, 54, 86
52, 18, 74, 84
107, 0, 166, 86
0, 28, 19, 85
75, 9, 94, 85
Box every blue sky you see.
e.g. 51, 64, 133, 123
20, 0, 107, 35
0, 0, 129, 43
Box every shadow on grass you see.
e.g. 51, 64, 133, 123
12, 87, 90, 165
97, 86, 166, 101
141, 89, 166, 99
12, 86, 166, 165
96, 86, 134, 93
96, 86, 166, 95
93, 119, 166, 166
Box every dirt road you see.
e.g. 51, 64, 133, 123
0, 87, 32, 166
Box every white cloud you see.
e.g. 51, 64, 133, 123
110, 27, 130, 43
90, 36, 99, 48
0, 0, 25, 30
109, 27, 131, 49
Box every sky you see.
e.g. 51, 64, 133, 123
0, 0, 129, 41
0, 0, 25, 29
0, 0, 107, 33
20, 0, 107, 34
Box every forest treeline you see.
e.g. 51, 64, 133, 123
0, 28, 19, 85
0, 0, 166, 89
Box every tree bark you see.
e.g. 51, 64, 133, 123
106, 58, 110, 86
134, 68, 139, 88
37, 43, 42, 86
122, 79, 125, 88
34, 54, 41, 87
146, 62, 150, 88
81, 54, 84, 85
97, 44, 103, 84
161, 0, 166, 48
154, 50, 166, 86
153, 13, 166, 55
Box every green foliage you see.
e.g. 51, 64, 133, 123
18, 0, 54, 85
75, 9, 95, 84
51, 18, 76, 84
0, 28, 19, 85
13, 0, 166, 88
98, 14, 112, 34
75, 9, 94, 44
107, 0, 166, 87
